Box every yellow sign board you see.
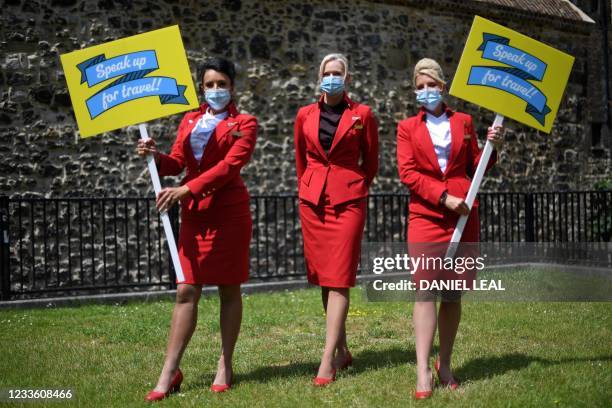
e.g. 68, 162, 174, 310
450, 16, 574, 133
60, 25, 198, 138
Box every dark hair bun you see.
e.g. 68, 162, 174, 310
199, 57, 236, 86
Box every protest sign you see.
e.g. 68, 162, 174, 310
446, 16, 574, 254
60, 26, 198, 281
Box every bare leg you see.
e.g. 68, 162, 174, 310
321, 287, 350, 366
413, 295, 437, 392
437, 300, 461, 382
153, 284, 202, 392
213, 284, 242, 385
321, 286, 329, 310
334, 319, 349, 366
316, 287, 350, 378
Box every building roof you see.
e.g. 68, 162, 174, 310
473, 0, 594, 23
377, 0, 595, 26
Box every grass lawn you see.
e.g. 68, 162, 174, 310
0, 286, 610, 407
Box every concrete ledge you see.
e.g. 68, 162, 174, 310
0, 279, 313, 310
0, 272, 393, 310
1, 262, 609, 309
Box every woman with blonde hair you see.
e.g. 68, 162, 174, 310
294, 53, 379, 385
396, 58, 503, 399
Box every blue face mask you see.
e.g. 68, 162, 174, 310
415, 87, 443, 111
320, 75, 345, 96
205, 88, 231, 111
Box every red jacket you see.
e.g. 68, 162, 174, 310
157, 102, 257, 218
294, 94, 378, 206
397, 106, 496, 219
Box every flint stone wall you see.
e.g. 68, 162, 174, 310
1, 0, 610, 199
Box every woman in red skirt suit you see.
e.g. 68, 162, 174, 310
396, 58, 503, 399
294, 53, 378, 385
137, 58, 256, 400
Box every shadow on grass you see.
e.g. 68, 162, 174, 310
211, 345, 417, 385
454, 353, 612, 382
188, 350, 612, 388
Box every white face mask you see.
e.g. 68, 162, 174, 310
415, 87, 443, 110
205, 88, 231, 110
320, 75, 345, 95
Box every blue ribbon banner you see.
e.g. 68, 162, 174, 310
471, 33, 551, 125
478, 34, 547, 80
77, 50, 188, 119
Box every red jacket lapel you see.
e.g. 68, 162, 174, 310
213, 119, 235, 141
415, 105, 464, 176
183, 102, 240, 170
446, 110, 465, 175
182, 113, 201, 170
328, 93, 358, 155
414, 109, 442, 174
306, 104, 327, 158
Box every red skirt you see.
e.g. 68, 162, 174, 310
299, 196, 367, 288
178, 200, 252, 285
407, 208, 480, 289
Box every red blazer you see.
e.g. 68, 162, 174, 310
294, 94, 378, 206
397, 106, 496, 219
157, 102, 257, 218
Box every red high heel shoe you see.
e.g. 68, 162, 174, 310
414, 370, 434, 400
339, 351, 353, 370
313, 369, 336, 387
210, 373, 233, 393
144, 368, 183, 402
434, 358, 459, 390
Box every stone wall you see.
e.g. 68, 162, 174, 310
1, 0, 610, 198
569, 0, 612, 186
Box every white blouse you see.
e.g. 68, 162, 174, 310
425, 112, 452, 173
190, 109, 228, 161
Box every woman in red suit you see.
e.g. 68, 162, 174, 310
294, 53, 378, 385
396, 58, 503, 399
136, 57, 256, 400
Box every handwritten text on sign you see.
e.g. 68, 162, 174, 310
60, 25, 198, 138
467, 34, 550, 125
77, 50, 188, 119
450, 16, 574, 133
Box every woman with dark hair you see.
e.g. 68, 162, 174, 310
294, 53, 378, 386
396, 58, 503, 399
137, 57, 256, 400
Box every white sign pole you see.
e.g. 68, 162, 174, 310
138, 123, 185, 283
445, 114, 504, 258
